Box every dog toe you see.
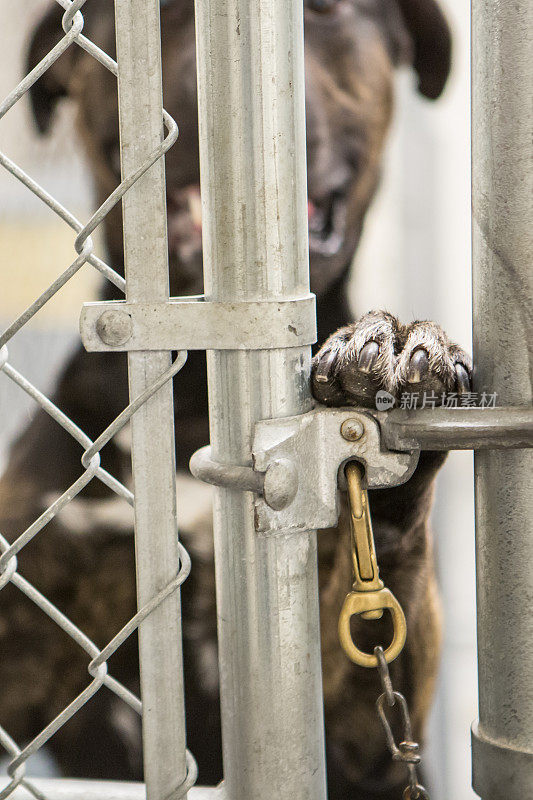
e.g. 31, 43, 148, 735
311, 311, 401, 408
398, 322, 473, 405
311, 312, 473, 411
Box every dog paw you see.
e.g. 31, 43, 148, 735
311, 310, 472, 409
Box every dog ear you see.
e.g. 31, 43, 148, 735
26, 4, 82, 134
395, 0, 452, 99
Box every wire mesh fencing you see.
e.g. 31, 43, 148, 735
0, 1, 197, 797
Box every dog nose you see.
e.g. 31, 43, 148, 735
309, 162, 352, 203
305, 121, 352, 200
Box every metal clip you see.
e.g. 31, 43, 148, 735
338, 462, 407, 668
346, 460, 383, 597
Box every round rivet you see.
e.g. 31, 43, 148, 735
340, 418, 365, 442
96, 310, 133, 347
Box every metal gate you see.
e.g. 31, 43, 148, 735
0, 1, 531, 799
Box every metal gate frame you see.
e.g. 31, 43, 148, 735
0, 0, 531, 799
470, 2, 533, 797
0, 0, 324, 798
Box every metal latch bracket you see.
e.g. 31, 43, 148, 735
189, 404, 532, 535
252, 407, 417, 534
190, 407, 419, 535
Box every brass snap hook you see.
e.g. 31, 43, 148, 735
338, 462, 407, 668
338, 588, 406, 668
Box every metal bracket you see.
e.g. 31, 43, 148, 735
252, 408, 418, 534
189, 404, 532, 535
79, 295, 317, 351
190, 407, 419, 535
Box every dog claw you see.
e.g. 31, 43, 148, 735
407, 348, 429, 383
454, 362, 471, 394
315, 347, 338, 383
358, 341, 379, 374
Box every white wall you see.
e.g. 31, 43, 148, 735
0, 0, 92, 217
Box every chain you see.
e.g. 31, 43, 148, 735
374, 646, 430, 800
338, 462, 430, 799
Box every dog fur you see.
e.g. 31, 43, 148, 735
0, 2, 472, 797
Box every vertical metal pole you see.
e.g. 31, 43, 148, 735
194, 2, 327, 799
471, 1, 533, 798
114, 2, 188, 798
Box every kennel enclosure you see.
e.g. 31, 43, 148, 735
0, 1, 531, 799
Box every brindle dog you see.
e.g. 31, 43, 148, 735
0, 1, 471, 797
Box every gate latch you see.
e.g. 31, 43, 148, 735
190, 404, 532, 535
190, 406, 419, 535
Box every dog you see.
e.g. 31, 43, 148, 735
0, 1, 472, 797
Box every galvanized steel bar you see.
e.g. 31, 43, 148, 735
377, 407, 533, 452
113, 1, 189, 798
194, 1, 327, 798
471, 1, 533, 798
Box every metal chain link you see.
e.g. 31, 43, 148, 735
374, 647, 430, 800
0, 1, 197, 796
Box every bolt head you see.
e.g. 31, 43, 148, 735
96, 310, 132, 347
340, 418, 364, 442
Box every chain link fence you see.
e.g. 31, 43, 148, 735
0, 1, 198, 797
0, 0, 326, 795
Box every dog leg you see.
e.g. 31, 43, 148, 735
312, 310, 471, 798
